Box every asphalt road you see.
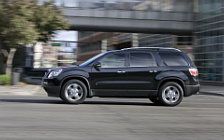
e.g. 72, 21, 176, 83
0, 94, 223, 140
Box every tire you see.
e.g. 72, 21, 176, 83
149, 96, 161, 105
61, 79, 87, 104
158, 82, 184, 106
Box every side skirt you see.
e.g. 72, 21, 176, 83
91, 89, 158, 98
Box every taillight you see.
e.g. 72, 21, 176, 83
189, 68, 198, 76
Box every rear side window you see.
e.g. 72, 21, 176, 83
159, 53, 189, 66
130, 52, 157, 67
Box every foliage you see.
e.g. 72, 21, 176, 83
0, 0, 68, 74
33, 2, 68, 42
0, 0, 68, 48
0, 74, 11, 85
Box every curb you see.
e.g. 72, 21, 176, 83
0, 86, 46, 96
199, 92, 224, 97
0, 92, 46, 96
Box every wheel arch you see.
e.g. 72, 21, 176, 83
60, 75, 91, 97
157, 77, 186, 96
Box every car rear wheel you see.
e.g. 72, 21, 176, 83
61, 80, 87, 104
158, 82, 183, 106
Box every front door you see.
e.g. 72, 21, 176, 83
90, 52, 130, 96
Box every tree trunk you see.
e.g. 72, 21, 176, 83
0, 53, 5, 74
6, 48, 16, 75
0, 42, 9, 74
0, 43, 4, 74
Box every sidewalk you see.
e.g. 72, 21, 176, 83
199, 85, 224, 97
0, 83, 46, 96
0, 83, 224, 97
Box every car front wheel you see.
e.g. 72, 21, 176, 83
61, 80, 87, 104
158, 82, 183, 106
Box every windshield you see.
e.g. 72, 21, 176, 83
79, 52, 106, 67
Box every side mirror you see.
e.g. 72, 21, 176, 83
93, 62, 101, 70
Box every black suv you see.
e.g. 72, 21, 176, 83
42, 47, 200, 106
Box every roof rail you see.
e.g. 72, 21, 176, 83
121, 47, 181, 52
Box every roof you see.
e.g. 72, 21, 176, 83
121, 47, 181, 52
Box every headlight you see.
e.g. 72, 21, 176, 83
48, 69, 63, 78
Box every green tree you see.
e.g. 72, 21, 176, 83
33, 2, 68, 42
0, 0, 68, 75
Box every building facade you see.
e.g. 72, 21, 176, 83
37, 0, 224, 84
194, 0, 224, 83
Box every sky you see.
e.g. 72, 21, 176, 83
52, 31, 78, 42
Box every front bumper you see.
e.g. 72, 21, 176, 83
185, 84, 200, 97
42, 78, 61, 97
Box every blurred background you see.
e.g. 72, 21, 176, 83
0, 0, 224, 86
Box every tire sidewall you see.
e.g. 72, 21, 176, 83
158, 82, 183, 106
61, 80, 87, 104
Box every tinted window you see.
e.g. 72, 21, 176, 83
99, 53, 126, 68
80, 53, 106, 66
159, 53, 189, 66
130, 52, 157, 67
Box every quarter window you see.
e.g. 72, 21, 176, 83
130, 52, 157, 67
99, 53, 126, 68
159, 53, 189, 66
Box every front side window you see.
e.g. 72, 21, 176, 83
159, 53, 189, 66
99, 53, 126, 68
130, 52, 157, 67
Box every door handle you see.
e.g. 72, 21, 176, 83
117, 70, 126, 74
149, 70, 157, 73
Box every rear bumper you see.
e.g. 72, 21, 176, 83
42, 79, 60, 97
185, 84, 200, 97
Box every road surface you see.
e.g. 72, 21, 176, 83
0, 94, 223, 140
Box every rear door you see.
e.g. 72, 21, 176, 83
126, 51, 159, 90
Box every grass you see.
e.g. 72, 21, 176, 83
0, 74, 11, 85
